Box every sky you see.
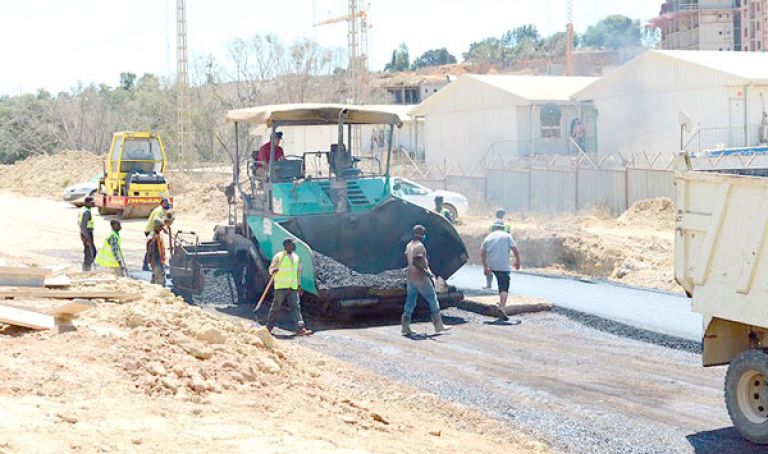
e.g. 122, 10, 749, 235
0, 0, 661, 96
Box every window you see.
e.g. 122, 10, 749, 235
120, 138, 163, 173
540, 103, 562, 138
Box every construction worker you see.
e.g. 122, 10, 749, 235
264, 238, 312, 336
146, 219, 166, 286
481, 220, 521, 321
401, 225, 451, 336
143, 198, 172, 271
253, 131, 285, 179
95, 220, 128, 276
434, 195, 455, 223
483, 208, 512, 289
78, 196, 96, 271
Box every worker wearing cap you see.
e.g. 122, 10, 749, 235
401, 225, 451, 336
481, 220, 521, 320
143, 198, 173, 271
484, 208, 512, 289
264, 238, 312, 336
78, 196, 97, 271
254, 131, 285, 169
95, 220, 128, 276
146, 219, 167, 287
434, 195, 455, 223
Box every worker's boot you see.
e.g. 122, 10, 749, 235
401, 314, 415, 336
432, 312, 452, 333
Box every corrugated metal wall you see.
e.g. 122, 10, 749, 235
485, 167, 675, 214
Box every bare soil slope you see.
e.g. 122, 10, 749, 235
458, 197, 679, 292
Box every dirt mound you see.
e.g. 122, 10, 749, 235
0, 276, 539, 452
168, 171, 231, 222
457, 207, 680, 293
0, 150, 102, 198
617, 197, 675, 230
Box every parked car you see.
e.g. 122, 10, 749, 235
391, 177, 469, 220
63, 174, 101, 207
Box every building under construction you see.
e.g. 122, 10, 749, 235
651, 0, 768, 51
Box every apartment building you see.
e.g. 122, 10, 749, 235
742, 0, 768, 50
651, 1, 738, 50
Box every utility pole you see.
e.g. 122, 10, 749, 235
176, 0, 192, 170
565, 0, 574, 76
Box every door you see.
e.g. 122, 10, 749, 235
729, 98, 746, 148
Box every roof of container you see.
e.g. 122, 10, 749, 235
408, 74, 598, 116
573, 50, 768, 100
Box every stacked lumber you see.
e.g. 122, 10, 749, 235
0, 267, 138, 331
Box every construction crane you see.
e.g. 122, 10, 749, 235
315, 0, 370, 104
176, 0, 192, 170
565, 0, 574, 76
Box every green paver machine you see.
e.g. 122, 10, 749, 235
170, 104, 467, 318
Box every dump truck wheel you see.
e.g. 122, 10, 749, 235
725, 349, 768, 444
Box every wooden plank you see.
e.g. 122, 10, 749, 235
0, 304, 56, 330
44, 275, 72, 288
0, 266, 52, 277
0, 290, 140, 302
49, 299, 96, 318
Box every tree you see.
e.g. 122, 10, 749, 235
119, 72, 137, 91
384, 43, 410, 72
462, 37, 508, 65
582, 15, 642, 49
502, 25, 540, 47
412, 48, 457, 69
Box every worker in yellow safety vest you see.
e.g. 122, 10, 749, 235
143, 198, 173, 271
95, 220, 128, 276
264, 238, 312, 336
78, 196, 96, 271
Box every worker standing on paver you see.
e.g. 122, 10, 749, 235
143, 198, 172, 271
264, 238, 312, 336
78, 196, 97, 271
95, 220, 128, 277
402, 225, 451, 336
483, 208, 512, 289
481, 220, 521, 320
146, 219, 166, 286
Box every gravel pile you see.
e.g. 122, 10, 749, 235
313, 253, 406, 290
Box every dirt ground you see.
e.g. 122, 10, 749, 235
0, 189, 544, 453
457, 197, 680, 293
0, 277, 543, 453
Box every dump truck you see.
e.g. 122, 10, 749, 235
676, 151, 768, 443
170, 104, 467, 318
93, 131, 172, 218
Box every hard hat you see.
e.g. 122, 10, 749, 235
492, 219, 506, 230
282, 238, 295, 246
412, 224, 426, 234
495, 208, 506, 218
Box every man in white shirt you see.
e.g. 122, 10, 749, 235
481, 220, 521, 320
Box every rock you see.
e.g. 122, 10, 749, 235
160, 376, 180, 394
257, 357, 281, 374
251, 327, 275, 349
241, 366, 259, 382
147, 362, 168, 376
180, 342, 213, 360
125, 307, 151, 328
370, 412, 389, 425
172, 365, 186, 378
193, 325, 227, 345
307, 368, 321, 378
340, 414, 357, 424
122, 358, 142, 372
131, 438, 143, 445
55, 412, 78, 424
188, 375, 207, 393
429, 430, 441, 437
